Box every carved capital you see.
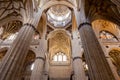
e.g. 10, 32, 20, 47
23, 23, 39, 34
78, 22, 92, 30
35, 56, 45, 61
73, 56, 82, 61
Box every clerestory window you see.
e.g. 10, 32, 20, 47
99, 30, 118, 41
53, 52, 67, 62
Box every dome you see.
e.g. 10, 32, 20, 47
47, 5, 71, 27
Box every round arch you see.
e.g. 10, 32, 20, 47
47, 29, 71, 39
92, 19, 120, 40
41, 0, 74, 11
91, 15, 120, 27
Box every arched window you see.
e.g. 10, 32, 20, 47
63, 55, 67, 61
53, 55, 57, 61
58, 54, 62, 61
99, 30, 118, 41
53, 52, 67, 62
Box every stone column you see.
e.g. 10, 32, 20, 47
43, 56, 49, 80
0, 9, 42, 80
78, 22, 115, 80
72, 39, 86, 80
30, 39, 47, 80
30, 56, 45, 80
0, 22, 34, 80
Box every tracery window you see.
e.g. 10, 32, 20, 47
99, 30, 118, 41
53, 52, 67, 62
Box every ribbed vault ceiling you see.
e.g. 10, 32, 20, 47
85, 0, 120, 24
48, 30, 71, 59
0, 0, 120, 40
0, 20, 22, 40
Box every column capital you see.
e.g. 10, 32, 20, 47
78, 22, 92, 30
35, 56, 45, 61
23, 23, 40, 35
44, 71, 49, 75
73, 56, 82, 61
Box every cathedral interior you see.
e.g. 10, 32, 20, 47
0, 0, 120, 80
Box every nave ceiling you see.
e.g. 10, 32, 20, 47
0, 0, 120, 47
85, 0, 120, 25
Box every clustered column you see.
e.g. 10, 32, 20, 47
0, 22, 36, 80
0, 8, 42, 80
30, 39, 47, 80
78, 22, 115, 80
72, 38, 86, 80
43, 57, 49, 80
